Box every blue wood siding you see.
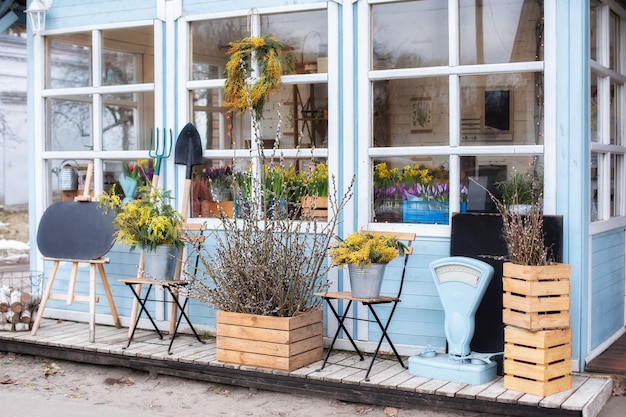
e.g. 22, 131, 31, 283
364, 238, 450, 348
46, 0, 156, 30
182, 0, 326, 15
590, 229, 625, 349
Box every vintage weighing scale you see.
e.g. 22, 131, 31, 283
408, 256, 499, 384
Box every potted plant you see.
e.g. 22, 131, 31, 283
329, 231, 407, 299
495, 171, 543, 214
373, 162, 403, 222
117, 160, 152, 204
98, 185, 184, 279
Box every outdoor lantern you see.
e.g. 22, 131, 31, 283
25, 0, 52, 33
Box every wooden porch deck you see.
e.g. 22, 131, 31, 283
0, 318, 613, 417
0, 319, 612, 417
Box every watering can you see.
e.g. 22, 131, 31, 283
52, 160, 79, 191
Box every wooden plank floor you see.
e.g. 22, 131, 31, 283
0, 319, 613, 417
587, 331, 626, 375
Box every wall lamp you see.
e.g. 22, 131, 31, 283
25, 0, 52, 33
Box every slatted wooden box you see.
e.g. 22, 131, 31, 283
216, 310, 323, 372
502, 263, 571, 331
301, 197, 328, 220
504, 326, 572, 396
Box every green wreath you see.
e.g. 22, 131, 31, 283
223, 35, 283, 120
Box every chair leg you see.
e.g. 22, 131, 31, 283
318, 299, 363, 372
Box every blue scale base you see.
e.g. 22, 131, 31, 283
408, 353, 497, 385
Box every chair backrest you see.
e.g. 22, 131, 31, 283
362, 230, 415, 298
173, 222, 207, 281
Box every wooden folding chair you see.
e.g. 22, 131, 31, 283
315, 231, 415, 381
119, 222, 206, 354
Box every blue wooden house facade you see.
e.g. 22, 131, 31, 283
26, 0, 626, 374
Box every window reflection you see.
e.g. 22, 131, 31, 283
372, 1, 448, 70
459, 0, 542, 65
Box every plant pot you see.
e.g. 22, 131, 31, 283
348, 263, 387, 299
215, 310, 323, 371
142, 245, 178, 280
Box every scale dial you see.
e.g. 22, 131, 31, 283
433, 264, 481, 286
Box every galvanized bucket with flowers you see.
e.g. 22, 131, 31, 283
329, 231, 408, 298
98, 185, 184, 279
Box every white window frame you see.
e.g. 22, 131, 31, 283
179, 3, 339, 225
589, 1, 626, 235
358, 0, 549, 237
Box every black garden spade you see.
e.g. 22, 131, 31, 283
175, 122, 203, 220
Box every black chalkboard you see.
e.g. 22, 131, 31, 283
450, 212, 563, 373
37, 201, 117, 260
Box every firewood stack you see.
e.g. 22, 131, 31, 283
0, 285, 41, 331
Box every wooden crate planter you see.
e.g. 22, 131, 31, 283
216, 310, 323, 371
504, 326, 572, 396
502, 262, 571, 331
301, 197, 328, 220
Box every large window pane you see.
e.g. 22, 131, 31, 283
460, 73, 543, 146
102, 92, 154, 151
373, 78, 449, 147
460, 0, 543, 65
262, 10, 328, 75
191, 17, 248, 81
47, 33, 92, 89
102, 27, 154, 85
47, 98, 92, 151
372, 0, 448, 70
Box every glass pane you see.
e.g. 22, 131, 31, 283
102, 26, 154, 85
49, 159, 95, 202
609, 11, 620, 72
373, 78, 449, 147
610, 81, 619, 145
102, 92, 154, 150
191, 17, 248, 81
610, 154, 620, 217
273, 83, 327, 148
372, 0, 448, 70
262, 10, 328, 75
591, 76, 599, 143
460, 73, 543, 146
373, 156, 450, 224
460, 0, 542, 65
47, 98, 92, 151
47, 33, 92, 88
464, 155, 543, 213
591, 152, 599, 221
590, 0, 600, 62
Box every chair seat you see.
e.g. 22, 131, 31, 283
315, 291, 399, 304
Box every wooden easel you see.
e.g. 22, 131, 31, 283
31, 256, 121, 342
31, 163, 121, 342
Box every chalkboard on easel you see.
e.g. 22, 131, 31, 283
36, 201, 116, 260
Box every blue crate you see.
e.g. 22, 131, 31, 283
402, 201, 449, 224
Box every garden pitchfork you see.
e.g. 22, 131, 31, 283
149, 128, 173, 188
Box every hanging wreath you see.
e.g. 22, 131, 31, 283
223, 35, 283, 120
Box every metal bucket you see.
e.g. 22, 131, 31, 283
52, 160, 79, 191
348, 263, 387, 299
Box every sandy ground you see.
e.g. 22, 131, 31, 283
0, 352, 489, 417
